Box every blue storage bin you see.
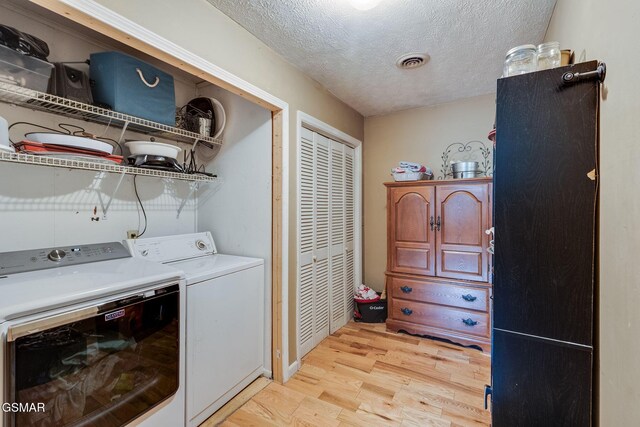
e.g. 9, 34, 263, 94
90, 51, 176, 126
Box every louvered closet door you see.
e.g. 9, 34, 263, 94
298, 128, 330, 356
329, 140, 346, 333
313, 135, 331, 346
343, 146, 356, 325
299, 128, 356, 356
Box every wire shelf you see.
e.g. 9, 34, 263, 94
0, 151, 218, 182
0, 82, 223, 146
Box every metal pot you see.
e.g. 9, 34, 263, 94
451, 161, 479, 173
453, 170, 483, 179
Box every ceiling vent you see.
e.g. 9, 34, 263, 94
396, 53, 429, 70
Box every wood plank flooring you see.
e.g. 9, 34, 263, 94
215, 322, 491, 426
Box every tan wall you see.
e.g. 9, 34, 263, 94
363, 95, 495, 291
90, 0, 365, 366
545, 0, 640, 424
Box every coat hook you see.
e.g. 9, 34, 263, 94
562, 62, 606, 85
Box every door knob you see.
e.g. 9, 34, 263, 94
429, 216, 434, 231
436, 216, 441, 231
312, 255, 317, 263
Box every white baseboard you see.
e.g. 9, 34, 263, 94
285, 360, 300, 382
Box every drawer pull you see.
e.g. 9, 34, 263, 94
401, 308, 413, 316
400, 286, 413, 293
462, 294, 477, 302
462, 318, 478, 327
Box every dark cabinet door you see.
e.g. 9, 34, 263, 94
493, 61, 599, 345
388, 186, 436, 276
491, 330, 592, 426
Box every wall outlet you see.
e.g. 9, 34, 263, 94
127, 230, 139, 239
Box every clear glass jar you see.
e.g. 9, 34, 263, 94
503, 45, 538, 77
537, 41, 561, 70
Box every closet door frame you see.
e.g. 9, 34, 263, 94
295, 111, 362, 369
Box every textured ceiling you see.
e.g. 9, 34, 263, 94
207, 0, 557, 117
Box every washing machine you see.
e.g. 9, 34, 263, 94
125, 232, 265, 426
0, 241, 185, 427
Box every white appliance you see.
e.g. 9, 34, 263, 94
125, 232, 265, 427
0, 242, 185, 427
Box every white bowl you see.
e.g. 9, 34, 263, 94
125, 141, 181, 159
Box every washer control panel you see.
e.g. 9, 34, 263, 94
0, 242, 130, 275
125, 232, 217, 263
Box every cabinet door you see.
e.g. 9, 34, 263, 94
435, 183, 489, 281
491, 329, 592, 426
494, 62, 598, 345
298, 129, 330, 356
388, 186, 435, 276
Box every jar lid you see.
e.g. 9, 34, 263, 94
505, 44, 537, 58
537, 41, 560, 50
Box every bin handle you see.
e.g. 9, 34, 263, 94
136, 68, 160, 88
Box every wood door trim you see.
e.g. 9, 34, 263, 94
271, 110, 284, 383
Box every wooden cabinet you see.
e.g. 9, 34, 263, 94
385, 178, 492, 351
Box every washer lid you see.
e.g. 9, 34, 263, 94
0, 257, 182, 323
168, 254, 263, 284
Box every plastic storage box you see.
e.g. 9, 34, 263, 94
90, 51, 176, 125
0, 44, 53, 92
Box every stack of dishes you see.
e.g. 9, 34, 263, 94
16, 133, 123, 164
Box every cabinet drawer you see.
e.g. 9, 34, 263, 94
389, 276, 489, 312
391, 300, 490, 338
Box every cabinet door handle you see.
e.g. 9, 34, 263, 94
400, 286, 413, 294
462, 294, 477, 302
484, 385, 492, 410
429, 216, 434, 231
401, 307, 413, 316
462, 318, 478, 327
436, 216, 441, 231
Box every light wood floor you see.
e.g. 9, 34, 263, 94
216, 322, 491, 426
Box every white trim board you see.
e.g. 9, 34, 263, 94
294, 111, 363, 375
48, 0, 290, 384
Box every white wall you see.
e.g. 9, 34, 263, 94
0, 161, 198, 251
0, 2, 202, 250
196, 84, 273, 372
363, 94, 495, 291
545, 0, 640, 424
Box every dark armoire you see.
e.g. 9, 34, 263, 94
488, 61, 602, 426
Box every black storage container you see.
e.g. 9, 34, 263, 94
354, 297, 387, 323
